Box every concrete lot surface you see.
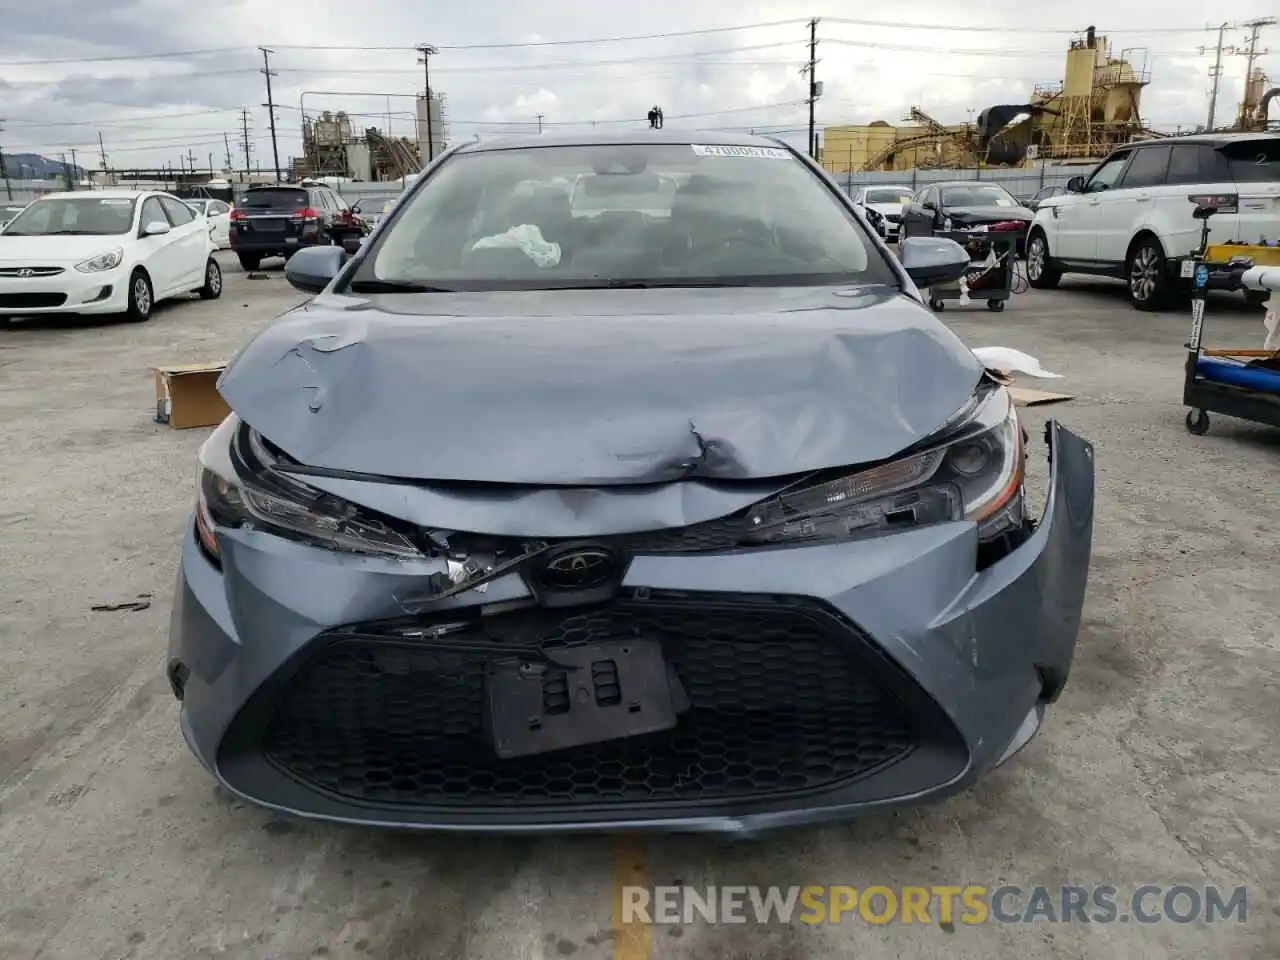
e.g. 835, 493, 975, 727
0, 253, 1277, 960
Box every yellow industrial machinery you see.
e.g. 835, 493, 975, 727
825, 26, 1157, 174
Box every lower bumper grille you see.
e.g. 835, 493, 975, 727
0, 292, 67, 309
251, 596, 919, 809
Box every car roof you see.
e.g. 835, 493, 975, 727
931, 181, 1009, 188
453, 128, 794, 155
1126, 131, 1278, 148
37, 189, 151, 200
863, 184, 913, 190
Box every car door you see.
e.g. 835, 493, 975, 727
1052, 151, 1131, 260
1219, 137, 1280, 246
1094, 144, 1171, 265
158, 196, 207, 290
326, 189, 356, 238
1161, 143, 1235, 256
902, 187, 934, 239
136, 195, 184, 294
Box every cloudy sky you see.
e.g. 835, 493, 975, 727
2, 0, 1278, 173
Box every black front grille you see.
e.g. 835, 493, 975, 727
0, 292, 67, 308
885, 213, 902, 223
253, 595, 917, 809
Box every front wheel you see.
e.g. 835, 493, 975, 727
1244, 290, 1271, 307
987, 298, 1005, 312
198, 257, 222, 300
1025, 231, 1061, 289
237, 252, 262, 272
1185, 408, 1210, 435
1127, 237, 1174, 311
929, 298, 945, 311
123, 269, 153, 323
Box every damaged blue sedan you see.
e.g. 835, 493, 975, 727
168, 132, 1095, 834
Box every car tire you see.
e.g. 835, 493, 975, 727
1025, 230, 1061, 289
123, 269, 153, 323
1126, 236, 1174, 311
237, 252, 262, 272
198, 257, 223, 300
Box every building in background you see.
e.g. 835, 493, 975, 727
822, 27, 1157, 175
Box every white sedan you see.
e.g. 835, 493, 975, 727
0, 189, 220, 322
184, 197, 232, 249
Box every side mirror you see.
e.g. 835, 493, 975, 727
1065, 176, 1085, 193
898, 236, 969, 288
142, 220, 171, 237
341, 235, 365, 255
921, 200, 936, 210
350, 202, 362, 214
284, 245, 347, 294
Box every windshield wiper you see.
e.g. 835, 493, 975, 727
347, 279, 455, 293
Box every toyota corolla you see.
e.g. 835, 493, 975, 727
168, 131, 1095, 834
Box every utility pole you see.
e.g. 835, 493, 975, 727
187, 148, 197, 174
239, 109, 253, 181
68, 148, 78, 189
536, 113, 545, 134
97, 131, 110, 181
61, 153, 75, 191
1226, 18, 1275, 128
223, 133, 233, 170
803, 19, 822, 159
416, 43, 439, 162
208, 152, 214, 174
259, 47, 282, 182
1202, 23, 1230, 130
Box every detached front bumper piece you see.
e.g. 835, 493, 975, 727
168, 421, 1095, 834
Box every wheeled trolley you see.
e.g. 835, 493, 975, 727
925, 230, 1019, 313
1182, 204, 1280, 436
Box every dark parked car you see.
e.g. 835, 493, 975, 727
169, 131, 1094, 835
228, 182, 368, 271
899, 182, 1036, 255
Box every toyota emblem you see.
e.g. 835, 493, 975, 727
542, 546, 618, 591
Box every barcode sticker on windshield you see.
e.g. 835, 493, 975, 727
691, 144, 790, 160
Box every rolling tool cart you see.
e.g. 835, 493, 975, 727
925, 229, 1023, 313
1182, 202, 1280, 436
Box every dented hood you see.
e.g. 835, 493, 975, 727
218, 285, 985, 485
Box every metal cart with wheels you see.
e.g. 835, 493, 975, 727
1182, 204, 1280, 436
925, 230, 1019, 313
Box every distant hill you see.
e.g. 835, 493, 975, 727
1, 152, 87, 180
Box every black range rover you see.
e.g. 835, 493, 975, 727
228, 183, 368, 270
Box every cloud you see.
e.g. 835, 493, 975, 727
2, 0, 1277, 170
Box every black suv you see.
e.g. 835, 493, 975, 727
228, 183, 368, 270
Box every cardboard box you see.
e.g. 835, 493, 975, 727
1007, 385, 1075, 407
153, 362, 229, 429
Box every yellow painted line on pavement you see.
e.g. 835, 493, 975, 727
613, 836, 652, 960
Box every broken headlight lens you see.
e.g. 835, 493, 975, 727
194, 419, 421, 561
743, 387, 1025, 546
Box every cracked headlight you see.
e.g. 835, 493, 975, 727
74, 247, 124, 273
193, 417, 421, 563
743, 386, 1025, 546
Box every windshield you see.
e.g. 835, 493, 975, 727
364, 142, 892, 290
360, 195, 400, 212
864, 189, 913, 204
941, 185, 1018, 207
2, 196, 137, 236
1222, 138, 1280, 183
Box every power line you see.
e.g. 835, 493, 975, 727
821, 16, 1217, 35
2, 108, 239, 128
0, 17, 1224, 67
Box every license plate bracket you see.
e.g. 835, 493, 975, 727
486, 639, 678, 759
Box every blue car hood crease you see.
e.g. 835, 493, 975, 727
218, 286, 986, 487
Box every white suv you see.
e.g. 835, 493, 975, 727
1026, 132, 1279, 310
